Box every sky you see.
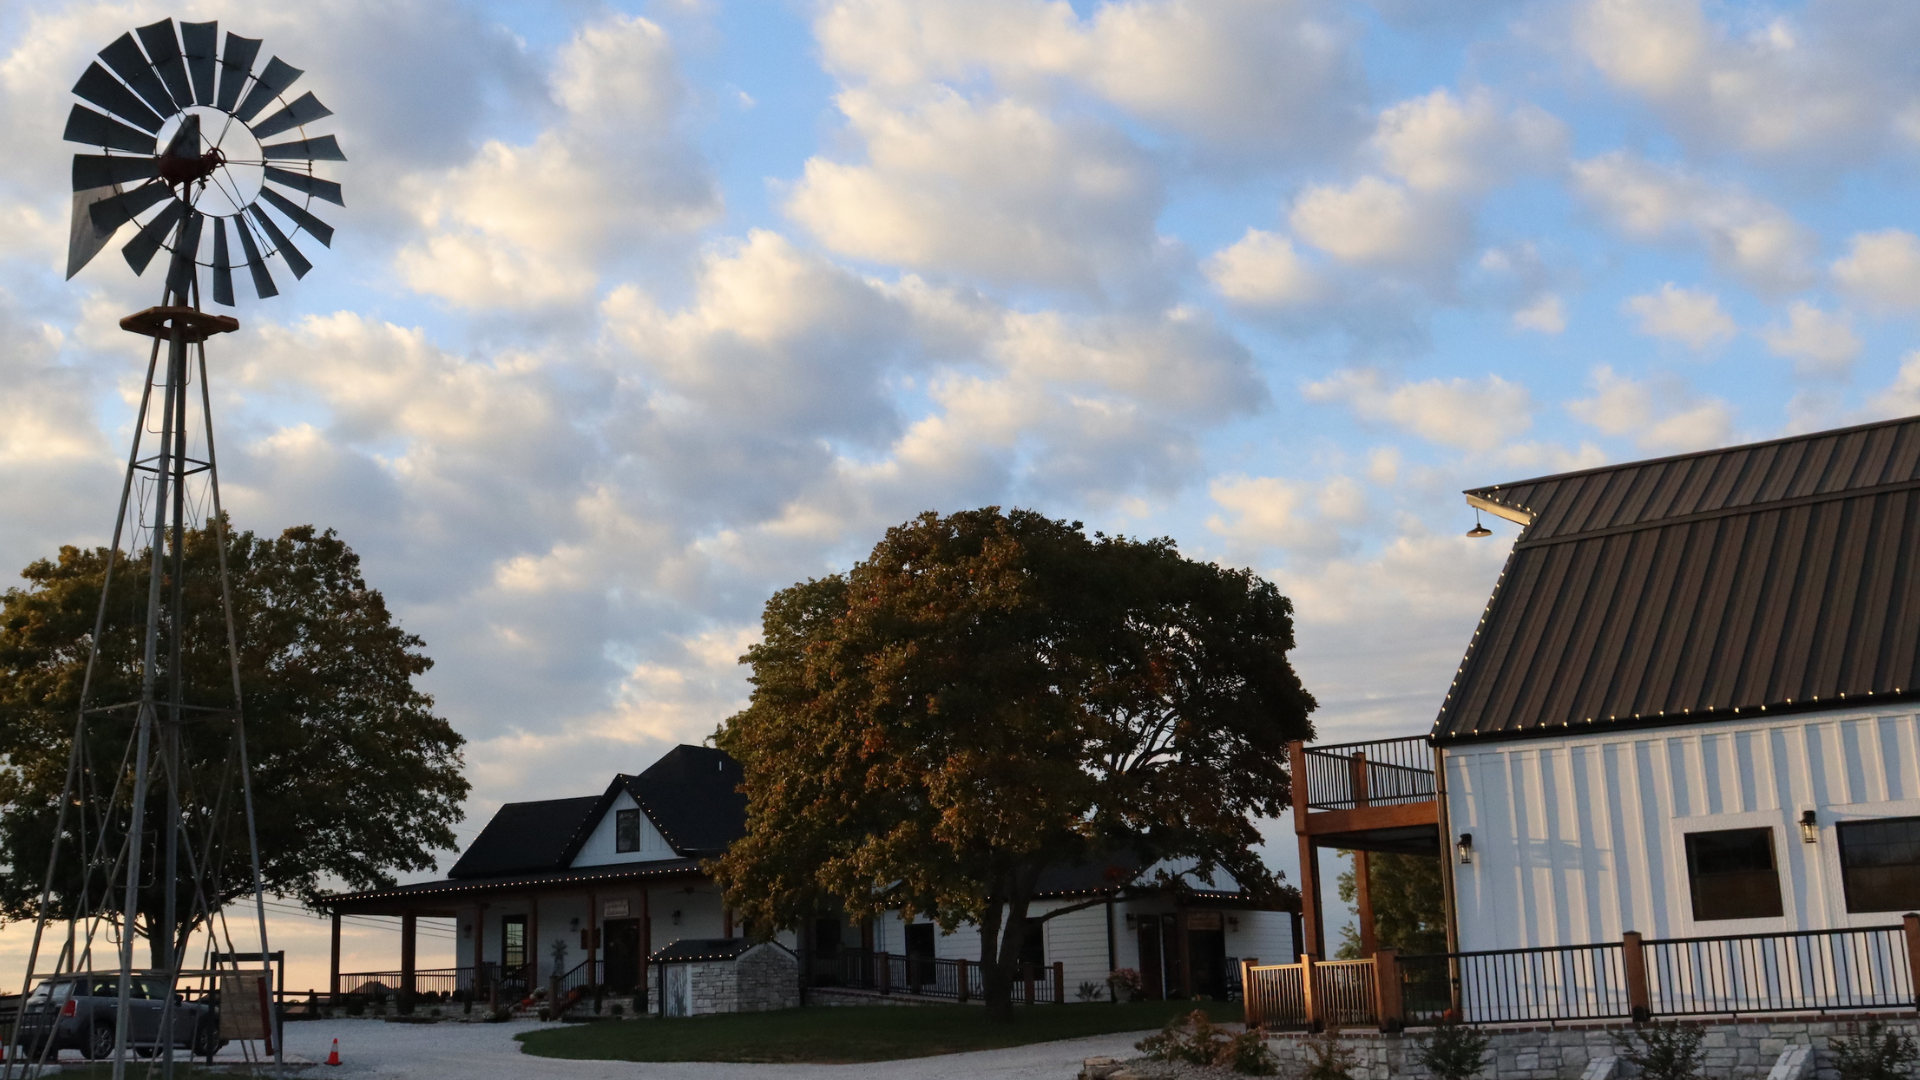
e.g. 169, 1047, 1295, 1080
5, 0, 1920, 990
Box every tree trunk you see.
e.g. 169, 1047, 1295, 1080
978, 900, 1013, 1022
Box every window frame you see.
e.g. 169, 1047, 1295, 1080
1682, 826, 1785, 922
615, 808, 641, 853
1835, 815, 1920, 914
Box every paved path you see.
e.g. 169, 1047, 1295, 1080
269, 1018, 1145, 1079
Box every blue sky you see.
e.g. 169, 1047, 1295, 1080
5, 0, 1920, 981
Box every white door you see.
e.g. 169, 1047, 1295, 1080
665, 965, 690, 1017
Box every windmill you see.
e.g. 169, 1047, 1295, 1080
7, 19, 344, 1080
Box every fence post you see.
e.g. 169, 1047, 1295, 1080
957, 959, 970, 1004
1301, 953, 1323, 1033
1241, 959, 1259, 1027
1052, 961, 1065, 1004
879, 951, 891, 995
1904, 913, 1920, 1007
1622, 931, 1651, 1022
1373, 948, 1403, 1032
1025, 966, 1037, 1006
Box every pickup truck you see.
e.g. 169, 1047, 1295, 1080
14, 973, 224, 1060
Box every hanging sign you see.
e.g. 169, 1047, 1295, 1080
604, 899, 631, 919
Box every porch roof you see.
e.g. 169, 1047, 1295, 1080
317, 857, 710, 916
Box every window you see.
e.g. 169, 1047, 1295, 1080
1837, 816, 1920, 913
615, 808, 640, 853
502, 914, 528, 969
1684, 828, 1784, 920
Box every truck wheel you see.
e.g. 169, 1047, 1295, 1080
86, 1023, 116, 1060
193, 1022, 220, 1058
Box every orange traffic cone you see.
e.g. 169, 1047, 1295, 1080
325, 1038, 341, 1066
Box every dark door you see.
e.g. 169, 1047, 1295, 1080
904, 924, 935, 990
1136, 922, 1163, 1000
601, 919, 641, 992
1188, 928, 1228, 999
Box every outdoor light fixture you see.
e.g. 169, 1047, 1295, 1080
1801, 809, 1819, 843
672, 909, 683, 926
1457, 832, 1474, 864
1227, 916, 1240, 932
1467, 510, 1492, 538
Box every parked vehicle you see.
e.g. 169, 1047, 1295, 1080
14, 973, 223, 1060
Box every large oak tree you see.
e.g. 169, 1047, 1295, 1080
0, 523, 468, 965
713, 508, 1315, 1020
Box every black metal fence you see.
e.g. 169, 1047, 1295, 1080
1300, 737, 1436, 811
806, 950, 1062, 1003
1645, 926, 1913, 1016
1399, 942, 1631, 1025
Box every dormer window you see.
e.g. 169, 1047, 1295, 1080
616, 808, 641, 853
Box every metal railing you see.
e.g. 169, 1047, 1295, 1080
806, 950, 1062, 1003
1301, 737, 1436, 812
1645, 925, 1913, 1016
1245, 921, 1919, 1031
336, 967, 469, 1000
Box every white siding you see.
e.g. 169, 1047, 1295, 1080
1446, 707, 1920, 952
570, 791, 676, 867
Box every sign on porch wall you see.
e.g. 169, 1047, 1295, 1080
1189, 913, 1223, 930
605, 900, 630, 918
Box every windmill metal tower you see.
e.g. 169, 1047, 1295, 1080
6, 18, 344, 1080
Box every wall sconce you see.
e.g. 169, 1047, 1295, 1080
1800, 809, 1818, 843
1227, 916, 1239, 932
672, 909, 683, 926
569, 917, 580, 930
461, 924, 472, 939
1457, 833, 1474, 864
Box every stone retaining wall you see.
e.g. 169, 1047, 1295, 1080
1259, 1013, 1919, 1080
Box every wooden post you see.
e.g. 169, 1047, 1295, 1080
957, 958, 970, 1003
723, 907, 734, 939
329, 911, 341, 1005
1902, 913, 1920, 1008
1622, 931, 1650, 1022
1373, 948, 1403, 1032
639, 890, 652, 1015
1291, 741, 1326, 961
1052, 961, 1064, 1004
1024, 965, 1036, 1006
1240, 959, 1258, 1027
879, 950, 891, 995
1301, 953, 1323, 1033
475, 903, 492, 1010
529, 893, 540, 991
400, 912, 418, 1014
586, 890, 597, 993
1174, 908, 1192, 998
1354, 851, 1376, 958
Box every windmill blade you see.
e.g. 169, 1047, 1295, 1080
212, 216, 235, 307
233, 211, 278, 298
165, 210, 204, 298
182, 22, 218, 105
73, 154, 158, 190
261, 135, 346, 161
64, 105, 157, 154
123, 198, 186, 274
216, 33, 261, 113
161, 113, 202, 161
234, 57, 303, 123
68, 186, 123, 279
262, 166, 343, 206
89, 179, 170, 232
248, 204, 311, 278
73, 62, 164, 134
136, 20, 194, 112
97, 34, 175, 119
250, 92, 332, 140
257, 187, 334, 247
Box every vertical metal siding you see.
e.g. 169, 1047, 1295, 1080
1448, 707, 1920, 952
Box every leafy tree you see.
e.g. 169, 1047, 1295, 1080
1614, 1022, 1705, 1080
0, 523, 468, 965
1418, 1018, 1493, 1080
713, 508, 1315, 1021
1830, 1021, 1920, 1080
1334, 850, 1447, 958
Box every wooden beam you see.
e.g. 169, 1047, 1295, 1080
1354, 851, 1376, 958
401, 912, 418, 1011
1295, 799, 1439, 837
329, 911, 341, 1005
586, 889, 597, 991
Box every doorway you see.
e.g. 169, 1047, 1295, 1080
601, 918, 641, 992
1187, 921, 1228, 999
904, 923, 936, 991
1136, 921, 1163, 1000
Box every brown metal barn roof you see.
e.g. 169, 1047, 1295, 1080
1434, 414, 1920, 743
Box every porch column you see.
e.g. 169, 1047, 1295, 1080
529, 893, 540, 988
586, 890, 597, 990
1290, 740, 1326, 960
1173, 907, 1191, 997
329, 911, 341, 1004
1354, 851, 1376, 957
639, 890, 651, 1014
401, 912, 418, 1012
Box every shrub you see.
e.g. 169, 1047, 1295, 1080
1076, 981, 1106, 1002
1418, 1018, 1493, 1080
1138, 1011, 1278, 1076
609, 1002, 625, 1018
1829, 1021, 1920, 1080
1224, 1028, 1279, 1076
344, 999, 365, 1018
1107, 969, 1144, 1001
1304, 1027, 1358, 1080
1614, 1022, 1704, 1080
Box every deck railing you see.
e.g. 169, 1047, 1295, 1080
1246, 917, 1920, 1031
336, 966, 470, 1001
806, 950, 1064, 1003
1300, 736, 1436, 812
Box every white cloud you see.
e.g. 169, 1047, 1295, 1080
1374, 88, 1566, 196
1289, 177, 1467, 274
1572, 152, 1814, 293
1566, 365, 1734, 451
1622, 284, 1736, 350
1760, 302, 1860, 375
1514, 294, 1566, 334
1863, 350, 1920, 420
1832, 230, 1920, 311
1205, 229, 1323, 306
1303, 369, 1533, 450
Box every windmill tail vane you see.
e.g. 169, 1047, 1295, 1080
6, 17, 346, 1080
64, 16, 345, 306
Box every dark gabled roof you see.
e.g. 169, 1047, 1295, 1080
1436, 414, 1920, 743
445, 796, 601, 879
650, 937, 780, 964
622, 744, 747, 856
326, 858, 708, 910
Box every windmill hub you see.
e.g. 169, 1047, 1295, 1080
157, 143, 223, 188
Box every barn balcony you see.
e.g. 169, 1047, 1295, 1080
1288, 736, 1441, 962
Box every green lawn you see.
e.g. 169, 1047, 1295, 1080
517, 999, 1242, 1063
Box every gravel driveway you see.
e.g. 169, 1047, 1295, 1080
269, 1017, 1147, 1080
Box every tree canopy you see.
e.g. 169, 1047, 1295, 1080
0, 523, 468, 958
1336, 851, 1448, 958
712, 508, 1315, 1019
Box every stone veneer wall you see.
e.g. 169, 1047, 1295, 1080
1259, 1014, 1920, 1080
736, 943, 800, 1012
686, 959, 737, 1015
